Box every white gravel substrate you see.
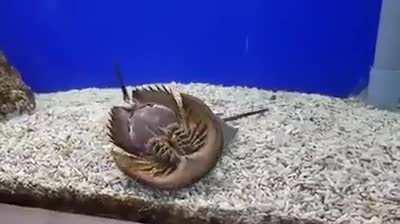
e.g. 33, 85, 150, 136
0, 82, 399, 224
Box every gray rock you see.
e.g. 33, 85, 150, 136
0, 51, 36, 118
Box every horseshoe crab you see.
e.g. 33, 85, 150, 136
107, 66, 268, 190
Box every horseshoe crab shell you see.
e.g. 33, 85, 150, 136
108, 85, 224, 190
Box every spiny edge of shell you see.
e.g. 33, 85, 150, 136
131, 84, 172, 95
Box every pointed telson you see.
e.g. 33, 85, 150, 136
114, 63, 131, 104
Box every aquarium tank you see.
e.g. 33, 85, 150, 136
1, 1, 400, 224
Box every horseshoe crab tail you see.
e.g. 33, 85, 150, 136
114, 63, 131, 104
222, 107, 269, 122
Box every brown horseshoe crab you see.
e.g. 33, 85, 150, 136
107, 65, 268, 190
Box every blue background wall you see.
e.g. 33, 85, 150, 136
0, 0, 382, 97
